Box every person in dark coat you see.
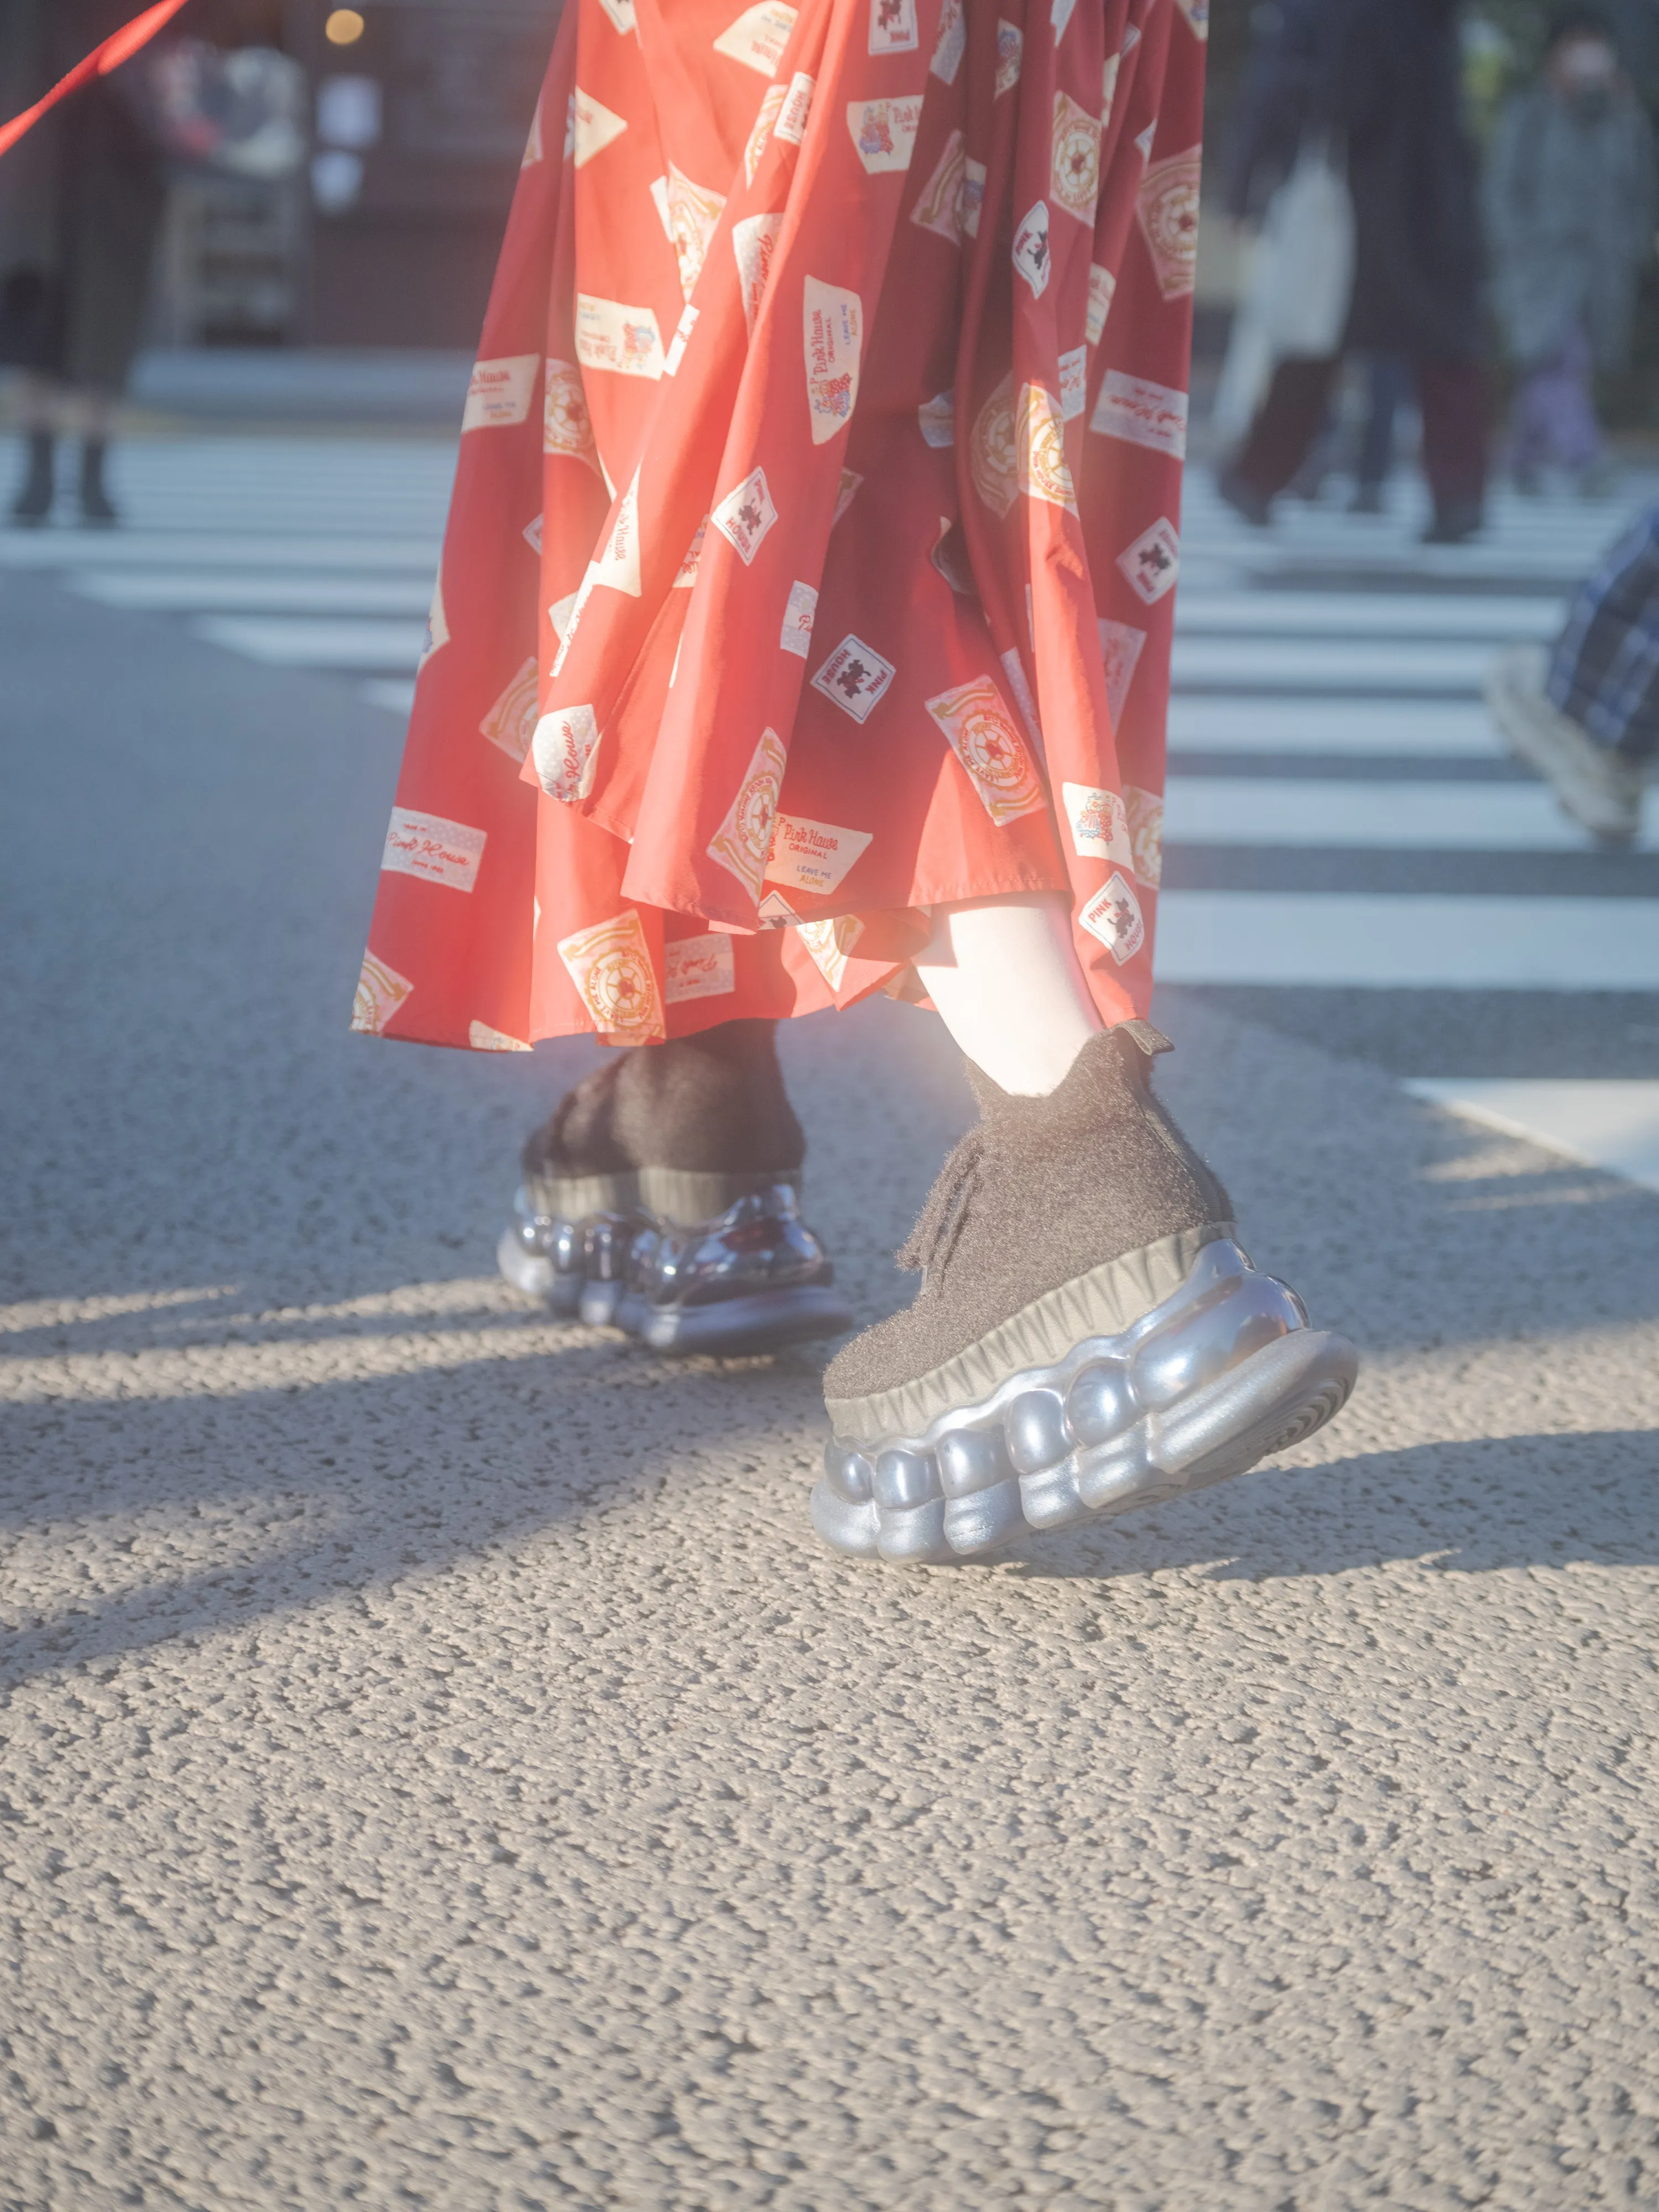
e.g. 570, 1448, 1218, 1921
1221, 0, 1491, 544
0, 0, 170, 525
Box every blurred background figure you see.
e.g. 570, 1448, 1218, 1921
1219, 0, 1490, 545
1485, 7, 1655, 497
0, 1, 170, 525
1488, 503, 1659, 846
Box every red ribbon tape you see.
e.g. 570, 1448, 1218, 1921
0, 0, 196, 160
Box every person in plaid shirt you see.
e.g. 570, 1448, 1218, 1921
1487, 504, 1659, 844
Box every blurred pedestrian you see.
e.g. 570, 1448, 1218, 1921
0, 1, 170, 525
1488, 505, 1658, 845
352, 0, 1358, 1565
1220, 0, 1491, 545
1485, 8, 1655, 495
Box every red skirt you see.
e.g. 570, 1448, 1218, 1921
354, 0, 1207, 1053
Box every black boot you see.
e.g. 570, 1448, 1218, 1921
815, 1025, 1357, 1563
79, 439, 118, 527
499, 1020, 853, 1354
10, 432, 54, 525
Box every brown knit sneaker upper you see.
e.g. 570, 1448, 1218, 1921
822, 1024, 1233, 1409
522, 1019, 806, 1223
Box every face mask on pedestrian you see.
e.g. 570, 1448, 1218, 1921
1552, 34, 1619, 120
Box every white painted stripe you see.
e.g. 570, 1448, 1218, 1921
1405, 1079, 1659, 1193
0, 533, 441, 570
362, 679, 418, 714
191, 615, 424, 669
1172, 638, 1493, 688
1155, 894, 1659, 988
1167, 697, 1503, 755
1176, 592, 1562, 640
71, 570, 434, 614
1163, 777, 1630, 851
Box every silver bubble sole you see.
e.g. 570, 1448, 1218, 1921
812, 1238, 1357, 1564
498, 1186, 853, 1357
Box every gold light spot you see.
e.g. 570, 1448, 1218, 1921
325, 8, 366, 43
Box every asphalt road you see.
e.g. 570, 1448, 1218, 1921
4, 510, 1659, 2209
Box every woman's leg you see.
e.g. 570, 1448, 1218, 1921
10, 375, 58, 524
913, 894, 1101, 1095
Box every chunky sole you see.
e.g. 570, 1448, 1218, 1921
617, 1283, 855, 1355
811, 1239, 1357, 1564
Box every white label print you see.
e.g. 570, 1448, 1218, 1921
931, 0, 966, 81
666, 164, 727, 300
469, 1020, 533, 1051
780, 580, 818, 655
1061, 781, 1135, 867
803, 277, 863, 443
557, 909, 664, 1040
1124, 784, 1164, 886
961, 156, 987, 236
1087, 262, 1116, 346
777, 70, 815, 142
549, 588, 581, 639
744, 81, 787, 182
594, 0, 636, 30
1091, 371, 1189, 457
1051, 90, 1102, 223
707, 728, 787, 900
351, 951, 414, 1035
479, 658, 541, 764
523, 512, 545, 555
571, 87, 627, 167
462, 353, 539, 430
764, 814, 873, 894
1102, 51, 1121, 124
381, 807, 487, 893
917, 390, 955, 448
1012, 201, 1051, 297
420, 575, 449, 667
1051, 0, 1077, 39
575, 296, 664, 378
1016, 382, 1077, 512
531, 702, 602, 802
1117, 517, 1181, 606
999, 646, 1043, 750
588, 472, 642, 596
1099, 617, 1147, 723
544, 358, 600, 468
810, 634, 895, 722
521, 100, 544, 167
1079, 872, 1146, 964
1136, 147, 1202, 299
832, 468, 863, 525
847, 96, 922, 173
970, 373, 1018, 518
673, 518, 708, 588
926, 678, 1046, 824
711, 466, 780, 565
1176, 0, 1208, 38
663, 303, 700, 375
995, 18, 1022, 93
911, 128, 967, 241
1059, 346, 1090, 424
869, 0, 918, 55
794, 914, 864, 989
733, 211, 785, 335
713, 1, 799, 75
664, 932, 738, 1003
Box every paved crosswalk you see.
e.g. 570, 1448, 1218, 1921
4, 431, 1657, 994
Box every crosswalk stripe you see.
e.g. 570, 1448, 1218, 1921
1162, 778, 1632, 851
8, 432, 1657, 1001
1404, 1080, 1659, 1192
1156, 894, 1659, 988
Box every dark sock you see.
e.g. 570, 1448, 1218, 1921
524, 1019, 805, 1194
11, 432, 53, 523
80, 439, 118, 525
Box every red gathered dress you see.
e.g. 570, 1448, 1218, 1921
354, 0, 1207, 1054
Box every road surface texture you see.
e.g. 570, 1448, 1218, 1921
3, 440, 1658, 2210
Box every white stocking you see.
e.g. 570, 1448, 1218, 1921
913, 894, 1103, 1097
